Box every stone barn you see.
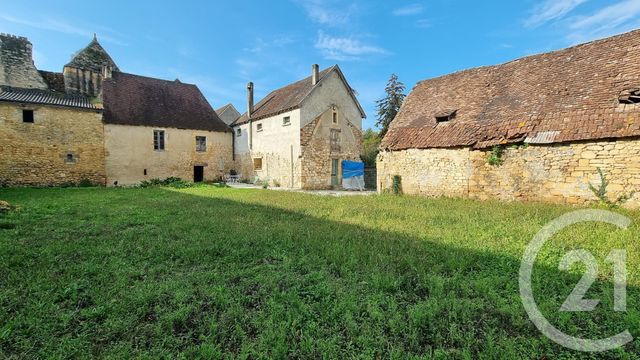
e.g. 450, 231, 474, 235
378, 29, 640, 206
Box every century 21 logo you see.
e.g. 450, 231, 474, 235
519, 210, 632, 352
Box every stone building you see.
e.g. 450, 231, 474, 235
231, 64, 365, 189
0, 33, 105, 186
101, 71, 232, 186
0, 33, 232, 186
378, 29, 640, 206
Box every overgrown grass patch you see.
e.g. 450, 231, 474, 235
0, 186, 639, 358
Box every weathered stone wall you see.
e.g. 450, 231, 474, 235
0, 34, 47, 89
377, 147, 471, 196
232, 109, 302, 187
300, 108, 363, 190
104, 124, 233, 186
377, 138, 640, 207
0, 102, 106, 186
63, 66, 103, 98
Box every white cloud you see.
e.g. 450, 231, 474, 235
524, 0, 588, 27
295, 0, 355, 25
243, 36, 295, 54
415, 19, 431, 28
315, 31, 387, 61
567, 0, 640, 40
393, 4, 424, 16
0, 14, 126, 46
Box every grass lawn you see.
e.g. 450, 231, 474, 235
1, 186, 639, 359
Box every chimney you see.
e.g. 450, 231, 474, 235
247, 82, 254, 118
101, 65, 112, 79
311, 64, 319, 86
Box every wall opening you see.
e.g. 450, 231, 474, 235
22, 109, 34, 123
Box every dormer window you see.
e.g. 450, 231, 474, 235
619, 88, 640, 104
435, 109, 457, 123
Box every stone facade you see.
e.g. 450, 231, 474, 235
377, 138, 640, 207
233, 67, 365, 189
0, 102, 106, 186
0, 34, 47, 89
104, 125, 233, 186
300, 109, 363, 189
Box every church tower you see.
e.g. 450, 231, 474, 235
63, 34, 118, 97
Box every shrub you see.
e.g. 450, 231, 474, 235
487, 145, 504, 166
77, 179, 94, 187
589, 167, 635, 208
139, 177, 193, 189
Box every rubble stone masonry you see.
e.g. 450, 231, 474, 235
377, 138, 640, 207
0, 102, 106, 185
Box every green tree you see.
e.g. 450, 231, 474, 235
361, 128, 381, 167
375, 74, 406, 137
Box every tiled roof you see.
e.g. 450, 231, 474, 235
101, 72, 230, 132
0, 85, 98, 109
38, 70, 65, 92
232, 65, 365, 125
66, 36, 119, 72
381, 29, 640, 151
215, 103, 241, 125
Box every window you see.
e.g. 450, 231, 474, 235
153, 130, 165, 150
330, 129, 341, 152
283, 116, 291, 126
22, 110, 34, 123
619, 88, 640, 104
144, 169, 147, 176
435, 110, 457, 123
65, 153, 75, 163
196, 136, 207, 152
236, 128, 242, 137
332, 111, 338, 124
253, 157, 263, 171
256, 123, 263, 132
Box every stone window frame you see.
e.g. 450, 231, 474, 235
332, 111, 338, 124
282, 116, 291, 126
195, 136, 207, 152
153, 130, 165, 151
253, 157, 263, 171
22, 109, 34, 123
256, 122, 263, 132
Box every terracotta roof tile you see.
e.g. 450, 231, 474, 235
382, 29, 640, 150
102, 72, 230, 132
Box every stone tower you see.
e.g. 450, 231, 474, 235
0, 33, 47, 89
63, 34, 119, 97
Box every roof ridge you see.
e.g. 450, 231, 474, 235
417, 28, 640, 86
112, 71, 199, 87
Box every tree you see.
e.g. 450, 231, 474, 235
375, 74, 406, 137
361, 128, 381, 167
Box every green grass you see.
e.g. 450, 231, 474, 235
0, 186, 639, 359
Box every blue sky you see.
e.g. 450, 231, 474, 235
2, 0, 640, 129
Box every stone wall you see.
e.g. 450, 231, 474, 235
300, 108, 362, 190
0, 102, 106, 186
233, 109, 302, 187
104, 124, 233, 186
377, 138, 640, 207
0, 33, 47, 89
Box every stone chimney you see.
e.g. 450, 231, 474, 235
101, 65, 112, 79
247, 82, 254, 118
312, 64, 319, 86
